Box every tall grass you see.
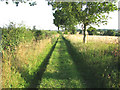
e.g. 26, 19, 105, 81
2, 35, 59, 88
64, 35, 119, 88
2, 23, 59, 88
2, 36, 59, 88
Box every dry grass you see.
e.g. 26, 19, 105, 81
16, 38, 51, 66
2, 35, 59, 88
64, 34, 119, 44
64, 34, 119, 88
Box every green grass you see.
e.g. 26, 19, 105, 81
64, 36, 119, 88
40, 36, 85, 88
2, 37, 58, 88
3, 34, 119, 88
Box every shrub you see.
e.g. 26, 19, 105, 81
57, 30, 62, 34
64, 30, 68, 34
87, 26, 97, 35
115, 32, 120, 36
33, 30, 58, 41
104, 30, 115, 36
2, 22, 33, 51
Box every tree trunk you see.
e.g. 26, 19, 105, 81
58, 26, 59, 31
83, 24, 87, 43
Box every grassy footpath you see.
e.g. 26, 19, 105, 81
40, 36, 86, 88
64, 35, 119, 88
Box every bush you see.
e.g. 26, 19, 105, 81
2, 22, 34, 51
115, 32, 120, 36
57, 30, 62, 34
79, 30, 82, 34
64, 30, 68, 34
87, 26, 97, 35
33, 30, 58, 41
70, 29, 77, 34
104, 30, 115, 36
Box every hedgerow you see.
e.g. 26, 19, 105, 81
2, 23, 34, 51
2, 22, 58, 52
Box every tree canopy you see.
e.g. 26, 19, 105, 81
87, 26, 97, 35
47, 1, 118, 43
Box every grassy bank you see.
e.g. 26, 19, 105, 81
2, 23, 59, 88
64, 35, 119, 88
2, 36, 59, 88
40, 36, 85, 88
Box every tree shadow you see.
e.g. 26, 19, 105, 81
40, 37, 85, 88
28, 38, 59, 88
62, 36, 116, 88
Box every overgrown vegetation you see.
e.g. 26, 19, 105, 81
2, 22, 59, 88
104, 30, 116, 36
87, 26, 97, 35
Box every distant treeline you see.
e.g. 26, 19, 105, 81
77, 28, 120, 36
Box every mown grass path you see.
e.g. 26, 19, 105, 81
39, 36, 86, 88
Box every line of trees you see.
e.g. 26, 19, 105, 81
87, 27, 119, 36
1, 0, 119, 43
47, 1, 118, 43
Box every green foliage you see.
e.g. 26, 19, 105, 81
2, 22, 34, 51
33, 30, 57, 41
68, 25, 77, 34
115, 32, 120, 36
57, 30, 62, 34
33, 30, 43, 41
104, 30, 116, 36
87, 26, 97, 35
48, 1, 118, 43
3, 36, 58, 88
2, 22, 58, 52
65, 36, 118, 88
40, 37, 84, 88
64, 30, 68, 34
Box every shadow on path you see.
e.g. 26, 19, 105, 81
10, 38, 59, 88
40, 37, 84, 88
63, 36, 106, 88
28, 38, 59, 88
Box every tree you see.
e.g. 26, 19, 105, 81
104, 30, 116, 36
50, 2, 78, 33
87, 26, 97, 35
53, 10, 67, 31
75, 2, 118, 43
47, 1, 118, 43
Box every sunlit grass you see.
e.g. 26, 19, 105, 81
2, 36, 59, 88
40, 36, 85, 88
64, 35, 119, 88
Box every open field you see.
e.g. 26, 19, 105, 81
64, 34, 119, 44
64, 35, 119, 88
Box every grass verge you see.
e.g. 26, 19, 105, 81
2, 36, 59, 88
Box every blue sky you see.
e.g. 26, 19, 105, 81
0, 0, 118, 30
